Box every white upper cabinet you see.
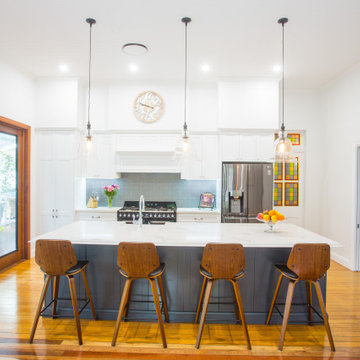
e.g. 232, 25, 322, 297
181, 135, 219, 179
217, 79, 279, 129
79, 134, 116, 178
220, 133, 275, 162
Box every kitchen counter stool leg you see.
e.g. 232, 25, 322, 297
52, 276, 60, 318
81, 269, 97, 320
266, 273, 283, 325
68, 275, 82, 345
149, 278, 167, 348
157, 276, 169, 322
29, 274, 52, 343
195, 279, 213, 349
195, 277, 207, 323
231, 279, 251, 350
279, 279, 296, 351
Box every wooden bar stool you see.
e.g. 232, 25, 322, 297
112, 242, 169, 348
194, 243, 251, 350
29, 239, 96, 345
266, 243, 335, 351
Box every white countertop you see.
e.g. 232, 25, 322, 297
76, 207, 219, 214
32, 221, 340, 248
177, 208, 220, 214
75, 207, 120, 212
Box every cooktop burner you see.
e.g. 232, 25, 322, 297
117, 201, 177, 222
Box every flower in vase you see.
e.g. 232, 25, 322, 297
103, 184, 119, 207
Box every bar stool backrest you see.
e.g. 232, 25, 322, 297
287, 243, 330, 280
35, 239, 78, 276
117, 242, 160, 278
201, 243, 245, 279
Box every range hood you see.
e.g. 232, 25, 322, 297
115, 150, 180, 173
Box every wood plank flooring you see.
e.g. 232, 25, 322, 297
0, 259, 359, 359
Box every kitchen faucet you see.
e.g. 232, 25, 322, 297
138, 195, 145, 228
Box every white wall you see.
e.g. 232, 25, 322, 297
320, 64, 360, 270
0, 61, 37, 240
285, 88, 324, 234
217, 79, 279, 129
90, 82, 218, 132
35, 77, 80, 128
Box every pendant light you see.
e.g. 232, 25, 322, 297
85, 18, 96, 150
175, 17, 192, 157
274, 17, 294, 164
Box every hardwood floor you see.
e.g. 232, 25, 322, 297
0, 259, 359, 359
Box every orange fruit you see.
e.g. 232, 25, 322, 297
278, 214, 285, 221
269, 210, 276, 216
271, 215, 278, 222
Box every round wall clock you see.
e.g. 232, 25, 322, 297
133, 90, 165, 123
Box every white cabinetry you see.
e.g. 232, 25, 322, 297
181, 135, 219, 179
37, 131, 76, 234
220, 134, 274, 162
177, 209, 220, 223
75, 208, 118, 221
79, 134, 116, 178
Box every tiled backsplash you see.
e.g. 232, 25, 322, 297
86, 173, 218, 208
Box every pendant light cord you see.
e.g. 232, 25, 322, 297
278, 17, 288, 132
281, 20, 285, 132
88, 23, 92, 132
182, 17, 191, 138
86, 18, 96, 138
184, 21, 188, 133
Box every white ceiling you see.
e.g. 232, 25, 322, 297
1, 0, 360, 87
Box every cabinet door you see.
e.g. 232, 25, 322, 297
202, 135, 219, 179
220, 135, 240, 161
239, 135, 257, 161
180, 136, 202, 179
53, 133, 75, 228
37, 133, 57, 234
256, 135, 275, 161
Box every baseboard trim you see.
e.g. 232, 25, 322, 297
331, 251, 353, 270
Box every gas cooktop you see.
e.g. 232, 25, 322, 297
117, 201, 177, 222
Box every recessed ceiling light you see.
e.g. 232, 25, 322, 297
272, 64, 282, 72
122, 43, 148, 55
201, 64, 211, 72
129, 63, 139, 72
59, 64, 69, 72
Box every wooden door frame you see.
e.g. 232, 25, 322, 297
0, 116, 31, 269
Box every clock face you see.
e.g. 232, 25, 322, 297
134, 91, 165, 123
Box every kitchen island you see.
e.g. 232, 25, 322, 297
32, 221, 340, 324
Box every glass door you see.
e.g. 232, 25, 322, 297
0, 132, 18, 258
0, 116, 30, 270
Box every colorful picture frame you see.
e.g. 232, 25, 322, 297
274, 162, 283, 181
273, 182, 283, 207
285, 157, 299, 180
284, 182, 299, 206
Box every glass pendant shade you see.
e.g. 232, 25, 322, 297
174, 136, 191, 159
274, 131, 294, 163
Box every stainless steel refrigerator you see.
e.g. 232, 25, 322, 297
221, 162, 273, 223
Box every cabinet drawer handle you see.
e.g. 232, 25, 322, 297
91, 215, 101, 219
194, 217, 204, 221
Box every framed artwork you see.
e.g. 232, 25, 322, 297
273, 182, 283, 207
287, 133, 301, 146
284, 182, 299, 206
285, 157, 299, 180
274, 162, 283, 181
274, 132, 301, 146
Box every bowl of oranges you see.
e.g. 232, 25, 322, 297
257, 209, 285, 232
